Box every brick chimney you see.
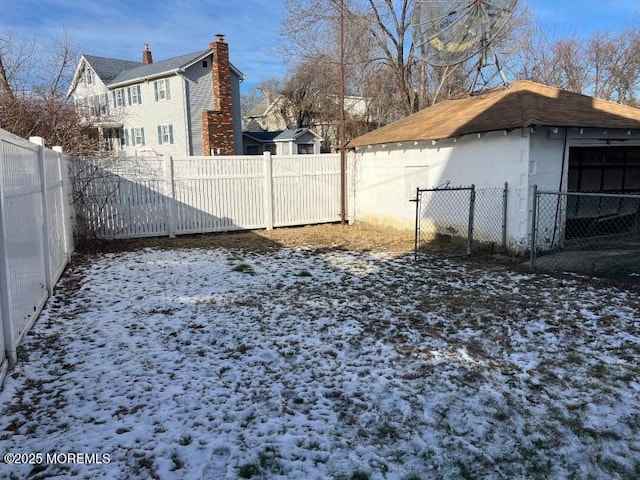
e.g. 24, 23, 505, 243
201, 34, 235, 155
142, 43, 153, 65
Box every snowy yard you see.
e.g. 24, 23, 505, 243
1, 242, 639, 479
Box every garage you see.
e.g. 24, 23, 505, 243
566, 146, 640, 239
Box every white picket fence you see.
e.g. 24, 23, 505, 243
0, 129, 74, 377
73, 153, 349, 239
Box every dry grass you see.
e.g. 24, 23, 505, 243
76, 223, 416, 256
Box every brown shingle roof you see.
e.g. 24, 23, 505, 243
348, 80, 640, 147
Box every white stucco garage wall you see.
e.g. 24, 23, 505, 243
352, 128, 533, 250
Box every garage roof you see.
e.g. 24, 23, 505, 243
348, 80, 640, 147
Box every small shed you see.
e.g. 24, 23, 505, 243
348, 80, 640, 252
243, 128, 323, 155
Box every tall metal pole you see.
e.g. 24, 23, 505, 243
338, 0, 346, 225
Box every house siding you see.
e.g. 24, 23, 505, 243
72, 61, 112, 121
231, 74, 243, 155
116, 76, 188, 157
184, 56, 214, 156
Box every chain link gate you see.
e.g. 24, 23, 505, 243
413, 185, 476, 258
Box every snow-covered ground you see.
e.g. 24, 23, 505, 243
0, 246, 639, 479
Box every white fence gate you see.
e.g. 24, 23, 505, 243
0, 129, 74, 378
73, 153, 348, 239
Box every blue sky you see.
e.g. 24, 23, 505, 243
0, 0, 637, 94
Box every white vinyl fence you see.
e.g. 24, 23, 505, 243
0, 129, 74, 377
73, 153, 348, 239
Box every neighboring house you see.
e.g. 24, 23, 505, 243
245, 96, 287, 132
242, 128, 323, 155
245, 94, 372, 151
69, 35, 245, 157
347, 80, 640, 252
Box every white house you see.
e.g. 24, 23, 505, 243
69, 35, 245, 157
348, 80, 640, 252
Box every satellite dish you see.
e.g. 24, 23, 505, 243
413, 0, 519, 92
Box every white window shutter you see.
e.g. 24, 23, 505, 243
154, 81, 159, 101
137, 85, 142, 104
165, 79, 171, 100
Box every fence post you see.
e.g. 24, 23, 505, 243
412, 188, 421, 260
530, 184, 538, 268
263, 152, 274, 230
467, 184, 476, 255
0, 138, 16, 366
31, 137, 53, 296
502, 182, 508, 250
164, 155, 177, 238
53, 146, 74, 262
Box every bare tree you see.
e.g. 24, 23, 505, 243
587, 28, 640, 105
510, 16, 640, 105
280, 0, 528, 127
240, 89, 266, 127
0, 28, 98, 152
281, 0, 422, 121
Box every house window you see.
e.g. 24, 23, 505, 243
265, 143, 276, 155
85, 67, 93, 85
157, 124, 174, 145
128, 85, 142, 105
202, 60, 208, 68
113, 89, 126, 108
100, 94, 109, 115
128, 127, 145, 146
246, 145, 259, 155
88, 94, 109, 116
154, 79, 171, 101
75, 97, 86, 116
297, 143, 314, 155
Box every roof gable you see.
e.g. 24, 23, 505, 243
83, 55, 142, 84
348, 81, 640, 147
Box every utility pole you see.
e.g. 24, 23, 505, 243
338, 0, 346, 225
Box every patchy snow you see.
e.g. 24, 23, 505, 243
0, 247, 639, 479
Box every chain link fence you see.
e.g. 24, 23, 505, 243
414, 184, 507, 258
531, 188, 640, 282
